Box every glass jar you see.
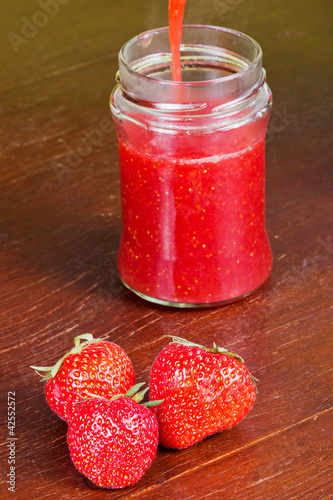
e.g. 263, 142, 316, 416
111, 25, 273, 307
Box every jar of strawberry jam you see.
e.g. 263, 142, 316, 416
111, 25, 273, 307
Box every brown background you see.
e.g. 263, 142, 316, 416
1, 1, 332, 499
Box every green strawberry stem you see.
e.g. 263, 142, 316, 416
78, 383, 164, 408
30, 333, 106, 381
165, 335, 258, 393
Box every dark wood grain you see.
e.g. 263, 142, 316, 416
1, 1, 332, 499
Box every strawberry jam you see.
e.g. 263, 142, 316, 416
111, 25, 273, 306
168, 0, 187, 81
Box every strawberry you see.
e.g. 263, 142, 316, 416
31, 333, 135, 423
149, 336, 257, 449
67, 384, 162, 489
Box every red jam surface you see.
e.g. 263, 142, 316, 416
117, 137, 272, 305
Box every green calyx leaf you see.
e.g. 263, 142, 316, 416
250, 374, 259, 394
123, 382, 151, 404
30, 333, 106, 381
165, 335, 208, 351
124, 382, 146, 398
73, 383, 164, 407
165, 335, 242, 361
142, 399, 164, 408
114, 382, 164, 406
127, 384, 164, 408
165, 335, 258, 393
209, 342, 244, 363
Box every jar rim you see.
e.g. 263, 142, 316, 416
119, 24, 262, 88
112, 25, 271, 134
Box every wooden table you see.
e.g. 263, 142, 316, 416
1, 1, 332, 499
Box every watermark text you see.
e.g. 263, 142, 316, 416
7, 391, 16, 493
7, 0, 71, 53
